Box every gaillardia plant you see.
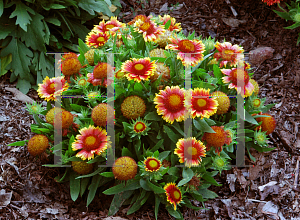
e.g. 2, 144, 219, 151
12, 14, 278, 219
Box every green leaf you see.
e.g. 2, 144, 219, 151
134, 83, 144, 92
9, 1, 35, 31
7, 140, 27, 146
78, 39, 90, 55
151, 139, 164, 152
103, 179, 140, 195
146, 180, 165, 194
16, 78, 31, 94
70, 172, 81, 201
285, 22, 300, 29
80, 177, 90, 197
198, 118, 216, 133
0, 0, 3, 17
178, 168, 194, 186
244, 110, 258, 125
158, 151, 170, 161
164, 19, 172, 30
127, 191, 150, 215
50, 4, 66, 9
45, 17, 61, 26
140, 178, 151, 191
144, 111, 161, 121
122, 147, 134, 158
100, 172, 114, 177
87, 174, 101, 206
166, 205, 181, 219
0, 54, 12, 77
163, 125, 180, 143
78, 0, 113, 16
198, 188, 218, 199
108, 190, 134, 216
155, 195, 161, 220
0, 37, 33, 78
273, 9, 292, 20
75, 167, 104, 179
213, 64, 223, 83
202, 173, 221, 186
19, 14, 46, 52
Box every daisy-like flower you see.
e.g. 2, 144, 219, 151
174, 137, 206, 167
93, 17, 126, 34
166, 37, 205, 67
128, 14, 148, 25
262, 0, 281, 6
87, 62, 115, 87
154, 86, 186, 124
121, 58, 156, 82
188, 88, 218, 119
144, 157, 162, 172
86, 31, 110, 48
213, 42, 244, 67
221, 67, 254, 97
159, 14, 182, 32
72, 125, 109, 160
164, 183, 182, 210
134, 18, 165, 42
37, 76, 69, 101
129, 118, 151, 138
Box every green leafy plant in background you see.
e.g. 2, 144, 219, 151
273, 0, 300, 45
0, 0, 121, 94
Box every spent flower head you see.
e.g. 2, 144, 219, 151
25, 101, 44, 115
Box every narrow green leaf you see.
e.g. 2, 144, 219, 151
158, 151, 170, 161
103, 179, 140, 195
122, 147, 134, 158
202, 173, 221, 186
87, 174, 101, 206
198, 188, 218, 199
163, 125, 180, 143
146, 180, 165, 194
244, 110, 258, 125
198, 118, 216, 133
80, 177, 90, 197
127, 191, 150, 215
7, 140, 27, 146
70, 172, 81, 201
144, 111, 161, 121
151, 139, 164, 152
108, 190, 134, 216
0, 0, 3, 17
155, 195, 161, 220
45, 17, 61, 26
178, 168, 194, 186
166, 205, 181, 218
100, 172, 114, 177
164, 19, 171, 30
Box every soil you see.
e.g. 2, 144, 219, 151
1, 0, 300, 219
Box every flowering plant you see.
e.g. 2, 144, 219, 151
10, 14, 277, 219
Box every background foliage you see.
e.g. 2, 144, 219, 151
0, 0, 121, 94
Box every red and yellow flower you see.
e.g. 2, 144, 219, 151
221, 67, 254, 97
144, 157, 162, 172
164, 183, 182, 210
174, 137, 206, 167
134, 18, 165, 42
128, 14, 148, 25
87, 62, 115, 87
166, 37, 205, 67
214, 42, 244, 67
121, 58, 156, 82
154, 86, 186, 124
85, 31, 109, 48
159, 14, 182, 32
37, 76, 69, 101
93, 17, 125, 34
262, 0, 281, 6
72, 125, 109, 160
187, 88, 218, 119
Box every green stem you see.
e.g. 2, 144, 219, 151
140, 81, 149, 92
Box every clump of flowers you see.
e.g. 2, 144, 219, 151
16, 13, 279, 217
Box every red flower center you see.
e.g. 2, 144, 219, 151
97, 36, 106, 43
134, 63, 145, 73
83, 135, 99, 151
134, 122, 146, 133
171, 188, 181, 201
222, 49, 236, 60
230, 69, 250, 85
47, 82, 56, 94
192, 97, 208, 111
178, 40, 195, 53
105, 24, 116, 30
167, 94, 184, 112
140, 21, 155, 34
145, 158, 161, 171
